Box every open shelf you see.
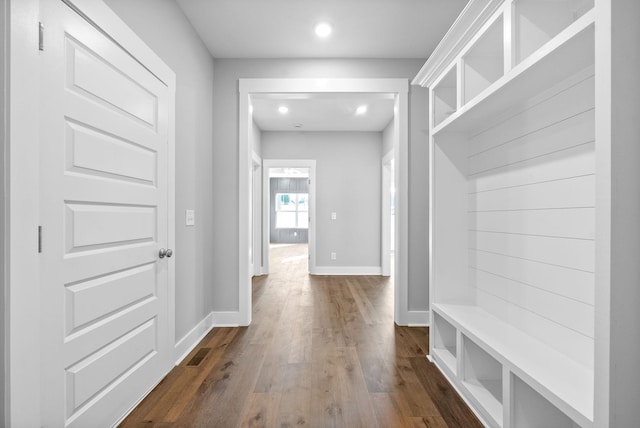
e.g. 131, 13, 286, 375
463, 14, 504, 104
512, 375, 581, 428
433, 9, 594, 136
432, 312, 457, 375
514, 0, 594, 65
432, 66, 457, 127
462, 335, 503, 427
433, 304, 593, 427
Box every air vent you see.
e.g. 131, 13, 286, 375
186, 347, 211, 366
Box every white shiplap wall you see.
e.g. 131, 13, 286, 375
467, 71, 595, 369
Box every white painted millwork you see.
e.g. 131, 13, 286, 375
412, 0, 639, 426
241, 79, 409, 326
36, 0, 175, 426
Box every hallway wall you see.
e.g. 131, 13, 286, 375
212, 59, 430, 314
263, 132, 382, 269
1, 0, 6, 421
103, 0, 215, 343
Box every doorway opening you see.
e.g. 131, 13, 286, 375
239, 78, 409, 326
263, 162, 316, 275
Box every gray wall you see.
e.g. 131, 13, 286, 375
263, 132, 382, 269
1, 0, 6, 422
212, 59, 430, 312
103, 0, 215, 342
382, 119, 395, 156
270, 177, 309, 244
251, 119, 262, 156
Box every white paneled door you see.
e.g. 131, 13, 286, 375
39, 0, 174, 426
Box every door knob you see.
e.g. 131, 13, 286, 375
159, 248, 173, 259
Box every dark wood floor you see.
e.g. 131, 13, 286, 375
120, 244, 482, 427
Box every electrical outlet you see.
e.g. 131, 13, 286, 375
331, 212, 337, 220
185, 209, 195, 226
331, 252, 337, 260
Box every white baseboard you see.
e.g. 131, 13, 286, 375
406, 310, 430, 326
396, 310, 430, 326
311, 265, 382, 275
174, 312, 215, 365
211, 311, 243, 327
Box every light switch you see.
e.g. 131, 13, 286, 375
185, 209, 195, 226
331, 212, 337, 220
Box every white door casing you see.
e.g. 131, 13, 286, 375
38, 0, 175, 426
239, 79, 409, 326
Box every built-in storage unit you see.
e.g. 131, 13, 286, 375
412, 0, 639, 426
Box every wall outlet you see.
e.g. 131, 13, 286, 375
185, 209, 195, 226
331, 212, 337, 220
331, 252, 337, 260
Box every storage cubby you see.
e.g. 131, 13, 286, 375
432, 66, 457, 127
432, 312, 457, 374
463, 15, 504, 104
414, 0, 601, 427
462, 336, 503, 427
512, 376, 580, 428
514, 0, 594, 64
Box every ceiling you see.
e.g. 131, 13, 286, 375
175, 0, 469, 59
252, 93, 395, 132
175, 0, 469, 131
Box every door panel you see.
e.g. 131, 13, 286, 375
39, 1, 172, 426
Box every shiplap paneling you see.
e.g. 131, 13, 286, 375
467, 71, 595, 369
476, 290, 593, 369
469, 250, 594, 305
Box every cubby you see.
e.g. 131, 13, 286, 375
414, 0, 601, 427
512, 376, 580, 428
462, 15, 504, 104
432, 66, 457, 127
462, 337, 503, 427
432, 312, 457, 375
513, 0, 595, 64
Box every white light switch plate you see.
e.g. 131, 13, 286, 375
331, 212, 337, 220
185, 209, 195, 226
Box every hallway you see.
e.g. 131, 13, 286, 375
119, 244, 480, 427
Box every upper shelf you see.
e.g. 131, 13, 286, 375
432, 9, 595, 137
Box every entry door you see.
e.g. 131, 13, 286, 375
39, 0, 173, 426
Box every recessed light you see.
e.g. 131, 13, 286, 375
356, 105, 368, 115
314, 22, 332, 38
278, 106, 289, 114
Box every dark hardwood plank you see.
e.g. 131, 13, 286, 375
119, 244, 482, 428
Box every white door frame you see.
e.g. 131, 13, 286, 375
5, 0, 176, 425
239, 78, 409, 326
381, 150, 394, 277
262, 159, 316, 275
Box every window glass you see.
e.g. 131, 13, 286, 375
275, 193, 309, 229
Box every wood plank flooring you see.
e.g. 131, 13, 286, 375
119, 244, 482, 427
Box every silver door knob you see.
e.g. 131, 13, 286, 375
159, 248, 167, 259
166, 249, 173, 258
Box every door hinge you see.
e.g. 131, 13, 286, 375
38, 226, 42, 253
38, 22, 44, 51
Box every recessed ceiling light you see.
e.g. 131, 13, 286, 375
356, 105, 368, 115
314, 22, 332, 38
278, 106, 289, 114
